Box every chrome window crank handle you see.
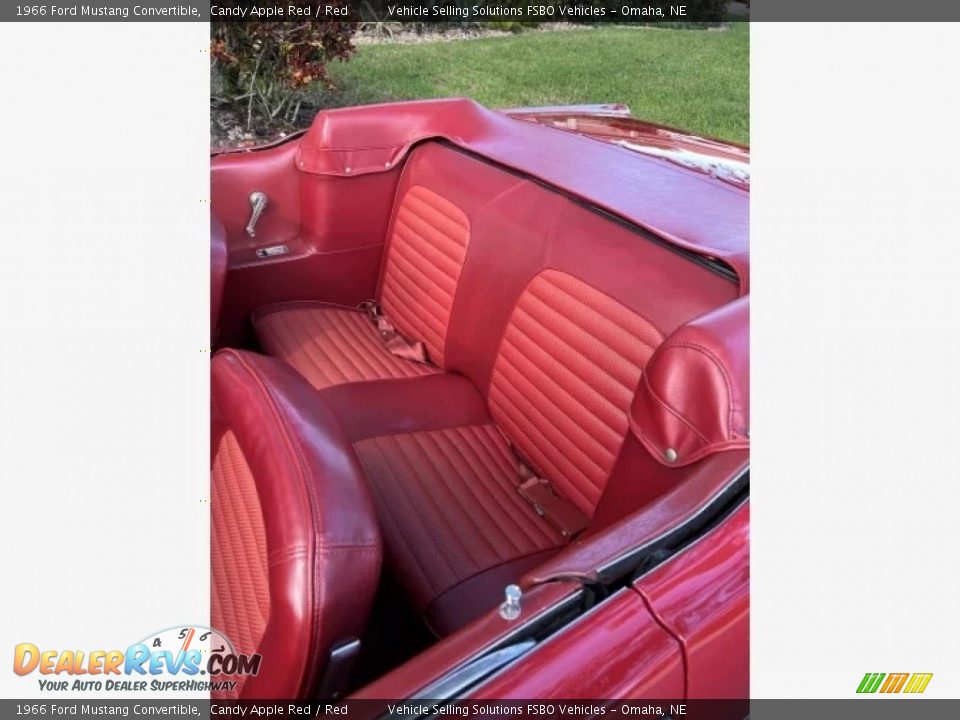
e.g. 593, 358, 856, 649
245, 191, 268, 237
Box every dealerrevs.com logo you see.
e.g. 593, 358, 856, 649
856, 672, 933, 695
13, 626, 261, 693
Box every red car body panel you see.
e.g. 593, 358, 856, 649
503, 104, 749, 190
635, 502, 750, 699
458, 503, 749, 701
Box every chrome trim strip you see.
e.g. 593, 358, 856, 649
330, 638, 360, 661
633, 494, 750, 581
594, 464, 749, 581
410, 640, 536, 703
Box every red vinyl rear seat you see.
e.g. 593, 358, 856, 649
252, 142, 742, 634
254, 144, 519, 389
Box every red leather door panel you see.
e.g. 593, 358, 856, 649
212, 140, 301, 254
211, 139, 403, 347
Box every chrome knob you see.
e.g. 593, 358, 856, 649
245, 191, 268, 237
499, 584, 522, 620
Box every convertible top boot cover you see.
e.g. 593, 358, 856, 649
211, 349, 382, 699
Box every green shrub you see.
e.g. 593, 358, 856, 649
484, 20, 540, 32
211, 18, 357, 131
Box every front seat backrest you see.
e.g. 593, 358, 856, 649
211, 349, 382, 699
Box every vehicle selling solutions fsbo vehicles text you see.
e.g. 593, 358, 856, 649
386, 4, 688, 18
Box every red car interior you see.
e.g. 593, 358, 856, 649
210, 211, 227, 338
210, 99, 749, 699
211, 349, 382, 699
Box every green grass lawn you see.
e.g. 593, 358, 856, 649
317, 23, 748, 144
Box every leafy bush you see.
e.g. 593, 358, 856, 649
358, 1, 405, 37
211, 18, 357, 131
483, 20, 540, 32
660, 0, 729, 25
688, 0, 729, 23
359, 20, 405, 38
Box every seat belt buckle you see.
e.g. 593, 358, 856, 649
358, 299, 381, 323
519, 477, 549, 517
518, 477, 588, 540
357, 299, 431, 366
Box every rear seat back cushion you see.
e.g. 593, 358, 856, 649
488, 269, 664, 516
439, 147, 741, 392
377, 143, 522, 368
379, 184, 468, 367
478, 194, 742, 517
442, 179, 564, 386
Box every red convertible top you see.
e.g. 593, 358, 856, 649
297, 98, 750, 292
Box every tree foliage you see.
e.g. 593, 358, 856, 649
211, 20, 357, 130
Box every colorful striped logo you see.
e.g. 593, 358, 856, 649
857, 672, 933, 694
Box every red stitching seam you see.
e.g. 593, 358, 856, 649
639, 370, 712, 445
661, 339, 738, 434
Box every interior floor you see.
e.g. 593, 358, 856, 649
349, 570, 435, 692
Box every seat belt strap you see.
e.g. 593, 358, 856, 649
358, 300, 431, 365
516, 460, 589, 540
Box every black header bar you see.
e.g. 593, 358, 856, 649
5, 1, 738, 23
5, 0, 960, 23
2, 699, 960, 719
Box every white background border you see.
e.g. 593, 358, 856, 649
1, 19, 958, 700
0, 22, 209, 698
752, 22, 960, 697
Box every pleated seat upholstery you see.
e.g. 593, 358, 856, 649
248, 141, 742, 636
487, 269, 664, 515
353, 423, 565, 635
254, 303, 439, 391
350, 269, 665, 633
253, 149, 481, 391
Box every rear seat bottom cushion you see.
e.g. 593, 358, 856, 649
353, 424, 566, 635
253, 302, 440, 391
